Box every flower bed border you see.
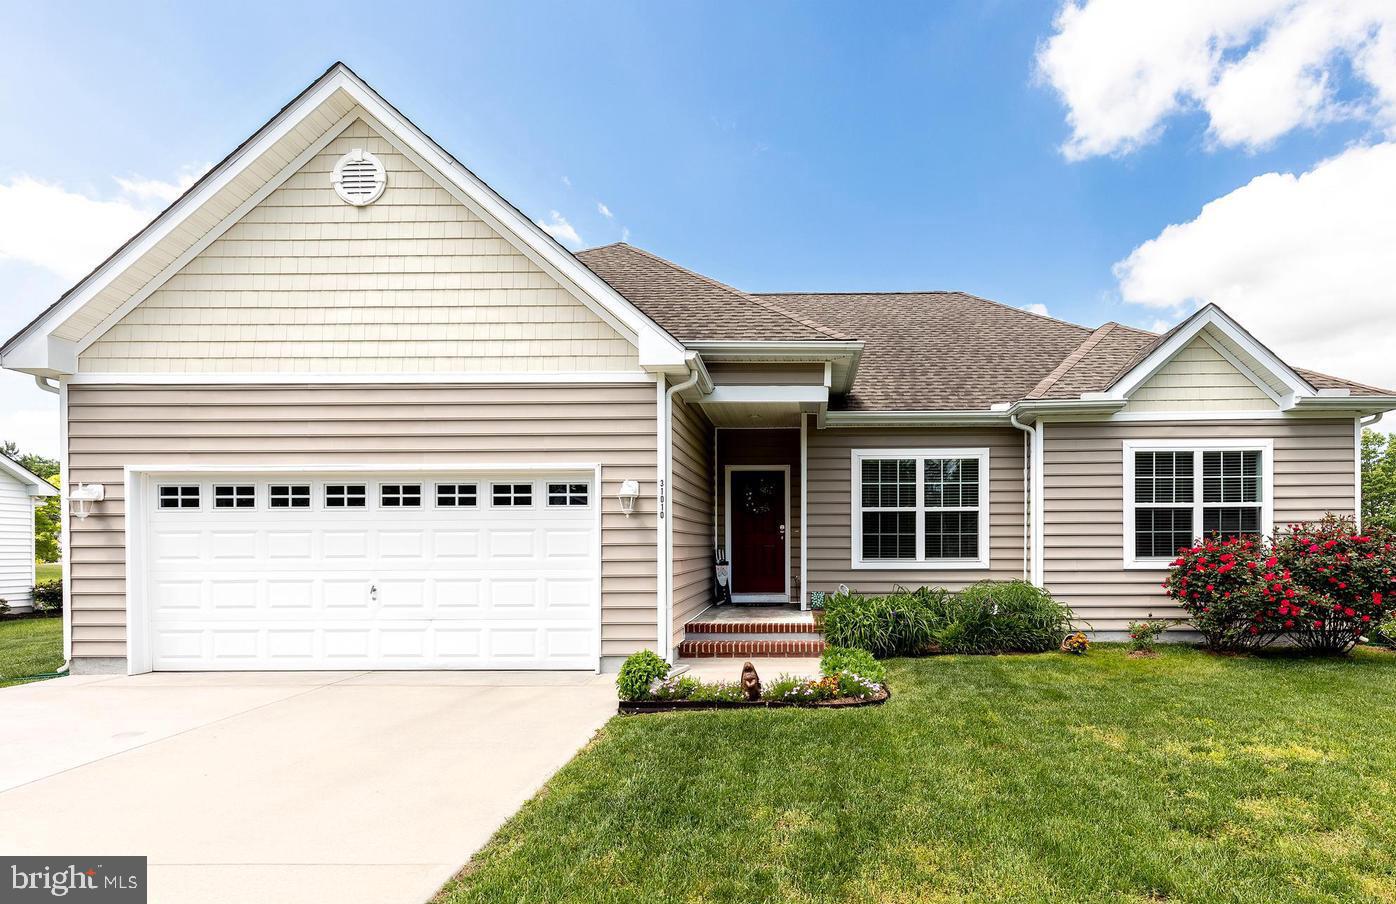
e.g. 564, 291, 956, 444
618, 686, 890, 714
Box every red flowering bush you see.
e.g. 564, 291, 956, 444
1271, 515, 1396, 654
1162, 535, 1287, 650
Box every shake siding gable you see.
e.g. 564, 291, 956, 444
1042, 418, 1356, 630
65, 383, 659, 661
79, 118, 638, 375
1128, 336, 1278, 412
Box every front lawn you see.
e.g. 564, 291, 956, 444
35, 562, 61, 583
440, 646, 1396, 903
0, 617, 64, 688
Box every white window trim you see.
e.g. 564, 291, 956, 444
212, 483, 258, 511
850, 448, 991, 571
1122, 438, 1275, 570
433, 481, 479, 509
489, 480, 536, 509
378, 480, 424, 509
157, 484, 202, 511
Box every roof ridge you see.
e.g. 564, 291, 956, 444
616, 245, 853, 341
1028, 322, 1119, 399
764, 289, 1096, 335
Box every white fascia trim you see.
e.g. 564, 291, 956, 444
825, 410, 1010, 428
331, 71, 686, 368
849, 447, 991, 571
3, 73, 353, 371
1121, 437, 1275, 571
703, 385, 829, 405
66, 371, 653, 386
1110, 306, 1314, 405
0, 453, 57, 495
73, 109, 364, 357
7, 65, 688, 374
683, 340, 863, 393
1292, 395, 1396, 415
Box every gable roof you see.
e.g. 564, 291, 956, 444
576, 248, 1396, 412
0, 456, 57, 497
2, 63, 689, 375
575, 244, 850, 342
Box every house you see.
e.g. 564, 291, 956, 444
3, 63, 1392, 675
0, 455, 57, 612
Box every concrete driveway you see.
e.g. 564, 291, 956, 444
0, 671, 616, 904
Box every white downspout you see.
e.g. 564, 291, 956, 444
1009, 414, 1034, 583
662, 367, 702, 663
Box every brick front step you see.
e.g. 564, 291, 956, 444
676, 639, 828, 658
684, 619, 822, 635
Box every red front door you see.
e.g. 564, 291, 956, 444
730, 469, 786, 597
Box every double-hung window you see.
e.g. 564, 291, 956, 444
852, 449, 990, 568
1125, 441, 1271, 567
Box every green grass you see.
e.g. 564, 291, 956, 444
34, 562, 61, 583
439, 646, 1396, 904
0, 616, 63, 688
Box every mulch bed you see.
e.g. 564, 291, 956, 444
619, 687, 890, 714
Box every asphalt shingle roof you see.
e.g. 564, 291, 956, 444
574, 243, 1393, 410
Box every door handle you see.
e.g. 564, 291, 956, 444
779, 524, 786, 535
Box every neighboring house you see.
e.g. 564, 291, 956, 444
3, 63, 1393, 674
0, 456, 57, 612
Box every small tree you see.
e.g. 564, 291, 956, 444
1272, 515, 1395, 654
1362, 429, 1396, 534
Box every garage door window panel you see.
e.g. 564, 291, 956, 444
381, 483, 422, 508
158, 485, 200, 510
547, 482, 589, 507
325, 484, 367, 509
214, 485, 256, 509
436, 483, 478, 508
492, 482, 533, 507
270, 484, 312, 509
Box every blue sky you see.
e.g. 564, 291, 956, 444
3, 1, 1395, 454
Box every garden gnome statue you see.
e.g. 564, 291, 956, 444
741, 661, 761, 701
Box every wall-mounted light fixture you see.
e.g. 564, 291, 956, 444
618, 479, 640, 517
70, 483, 105, 521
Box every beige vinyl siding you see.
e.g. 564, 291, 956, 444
805, 427, 1028, 596
81, 117, 638, 374
1043, 418, 1357, 630
1128, 336, 1277, 412
52, 90, 362, 342
65, 382, 659, 661
0, 477, 36, 610
706, 363, 826, 386
670, 398, 715, 647
716, 429, 802, 597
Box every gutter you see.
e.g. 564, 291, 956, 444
1008, 414, 1034, 583
660, 360, 705, 662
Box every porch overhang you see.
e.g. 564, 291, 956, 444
698, 384, 828, 428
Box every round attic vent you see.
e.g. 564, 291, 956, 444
331, 149, 387, 206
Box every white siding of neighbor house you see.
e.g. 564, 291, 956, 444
0, 476, 36, 611
65, 383, 659, 663
80, 118, 638, 374
1128, 336, 1278, 412
1042, 418, 1357, 630
670, 398, 715, 648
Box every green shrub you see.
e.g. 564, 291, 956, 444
760, 673, 806, 701
31, 580, 62, 616
936, 581, 1072, 654
652, 674, 700, 700
686, 681, 745, 703
1127, 617, 1181, 654
822, 586, 950, 656
819, 646, 887, 684
616, 650, 669, 701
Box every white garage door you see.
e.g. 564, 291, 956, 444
140, 472, 598, 670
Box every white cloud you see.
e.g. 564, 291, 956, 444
1037, 0, 1396, 159
561, 175, 572, 188
535, 210, 582, 247
113, 165, 205, 204
597, 201, 613, 219
0, 166, 208, 282
1115, 142, 1396, 390
620, 227, 631, 243
1021, 303, 1051, 317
